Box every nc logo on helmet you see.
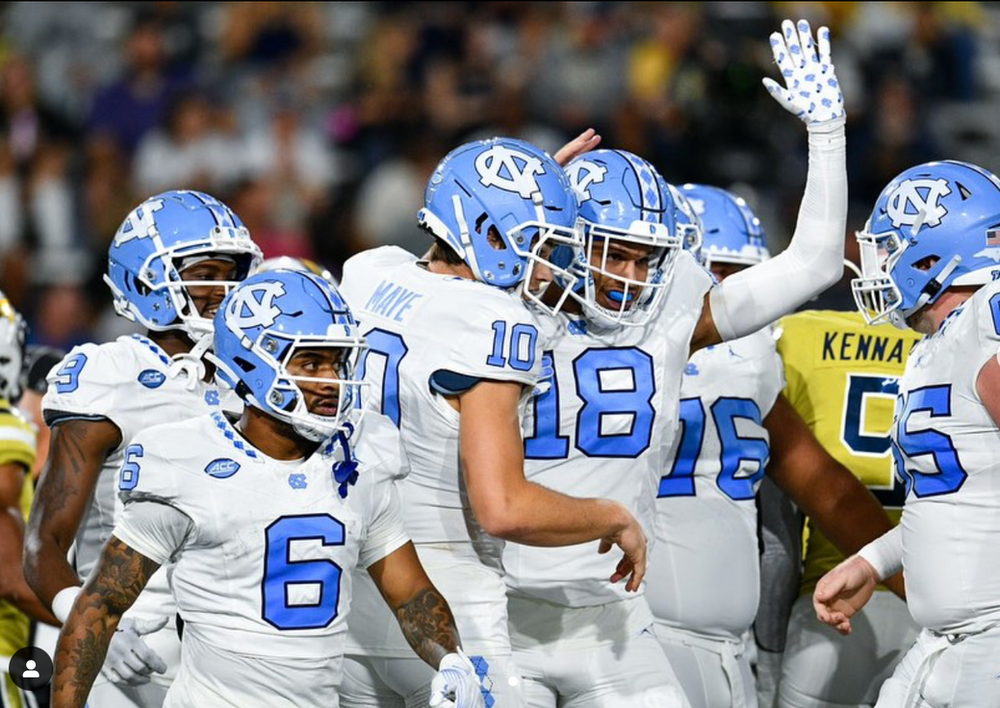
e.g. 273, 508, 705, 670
475, 146, 545, 199
887, 179, 951, 230
228, 282, 286, 330
567, 160, 607, 201
114, 199, 165, 246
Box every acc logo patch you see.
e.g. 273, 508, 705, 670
475, 145, 545, 199
886, 179, 951, 229
205, 458, 241, 479
137, 369, 167, 389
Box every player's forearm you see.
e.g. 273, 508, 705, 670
707, 119, 846, 342
52, 590, 120, 708
393, 586, 461, 670
23, 522, 83, 608
53, 536, 158, 707
800, 473, 893, 563
476, 479, 629, 546
0, 510, 59, 624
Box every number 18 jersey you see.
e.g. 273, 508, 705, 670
504, 251, 714, 608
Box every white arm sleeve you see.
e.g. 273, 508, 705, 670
113, 500, 195, 566
709, 118, 847, 341
360, 481, 410, 569
857, 524, 903, 581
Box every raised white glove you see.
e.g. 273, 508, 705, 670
101, 616, 169, 686
429, 649, 485, 708
763, 19, 844, 125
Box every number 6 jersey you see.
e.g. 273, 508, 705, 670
892, 279, 1000, 635
113, 411, 409, 707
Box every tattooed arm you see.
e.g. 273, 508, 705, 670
367, 541, 460, 668
24, 418, 122, 611
51, 535, 159, 708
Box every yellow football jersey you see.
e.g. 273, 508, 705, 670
0, 399, 37, 665
776, 310, 922, 594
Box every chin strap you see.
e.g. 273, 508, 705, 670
329, 422, 360, 499
167, 336, 212, 391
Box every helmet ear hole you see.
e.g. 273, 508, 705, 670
487, 226, 507, 252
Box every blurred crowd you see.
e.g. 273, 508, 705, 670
0, 1, 998, 347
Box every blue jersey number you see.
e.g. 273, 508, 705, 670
487, 321, 538, 372
842, 374, 906, 508
658, 396, 769, 501
657, 398, 704, 497
54, 353, 88, 394
524, 347, 656, 460
356, 329, 408, 427
118, 444, 143, 492
262, 514, 345, 631
893, 384, 967, 498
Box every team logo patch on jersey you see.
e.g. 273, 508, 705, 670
205, 458, 241, 479
886, 179, 951, 229
137, 369, 167, 389
475, 145, 545, 198
288, 473, 308, 490
685, 363, 700, 376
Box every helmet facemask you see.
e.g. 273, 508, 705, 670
571, 218, 680, 327
106, 229, 262, 341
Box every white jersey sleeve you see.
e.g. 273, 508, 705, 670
894, 280, 1000, 634
358, 481, 408, 569
43, 341, 144, 436
114, 500, 195, 566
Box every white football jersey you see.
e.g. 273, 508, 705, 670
340, 246, 542, 567
113, 411, 408, 706
646, 327, 784, 639
42, 334, 231, 622
504, 251, 715, 607
893, 280, 1000, 634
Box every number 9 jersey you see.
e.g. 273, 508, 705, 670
891, 279, 1000, 634
776, 310, 921, 597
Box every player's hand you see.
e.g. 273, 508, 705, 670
429, 649, 485, 708
101, 616, 169, 686
763, 19, 844, 125
813, 555, 879, 635
599, 504, 647, 592
554, 128, 601, 167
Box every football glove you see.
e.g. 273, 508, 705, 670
428, 649, 485, 708
763, 19, 845, 125
101, 616, 169, 686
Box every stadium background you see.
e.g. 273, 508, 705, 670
0, 1, 997, 350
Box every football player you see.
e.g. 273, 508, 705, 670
502, 18, 852, 708
768, 302, 920, 708
24, 191, 262, 707
815, 160, 1000, 708
51, 270, 483, 708
0, 293, 57, 708
338, 137, 648, 707
647, 185, 901, 708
